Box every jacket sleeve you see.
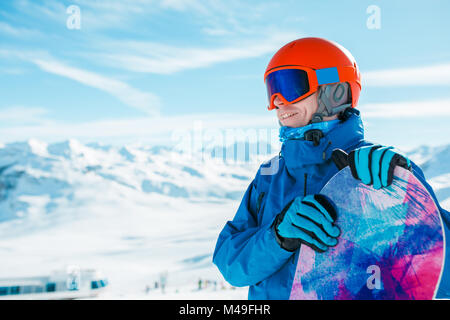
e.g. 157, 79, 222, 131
212, 175, 294, 287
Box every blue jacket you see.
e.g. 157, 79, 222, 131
212, 110, 450, 299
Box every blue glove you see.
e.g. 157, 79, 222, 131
274, 194, 341, 252
347, 145, 411, 189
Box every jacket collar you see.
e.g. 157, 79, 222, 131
280, 110, 365, 171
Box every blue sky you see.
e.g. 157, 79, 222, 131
0, 0, 449, 150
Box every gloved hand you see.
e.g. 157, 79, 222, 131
273, 194, 341, 252
346, 145, 411, 189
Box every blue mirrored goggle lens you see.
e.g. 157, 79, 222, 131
266, 69, 310, 103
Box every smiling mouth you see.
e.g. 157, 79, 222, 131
280, 112, 298, 120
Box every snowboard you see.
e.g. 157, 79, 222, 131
289, 166, 445, 300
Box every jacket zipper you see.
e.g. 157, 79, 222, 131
256, 192, 265, 214
304, 173, 307, 197
323, 140, 332, 160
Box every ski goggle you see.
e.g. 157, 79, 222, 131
264, 65, 355, 110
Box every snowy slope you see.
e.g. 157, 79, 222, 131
0, 139, 272, 299
0, 139, 448, 299
407, 144, 450, 209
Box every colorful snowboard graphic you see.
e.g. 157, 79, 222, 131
290, 167, 445, 300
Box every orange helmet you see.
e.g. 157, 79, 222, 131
264, 37, 361, 111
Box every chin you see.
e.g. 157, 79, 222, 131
282, 119, 306, 128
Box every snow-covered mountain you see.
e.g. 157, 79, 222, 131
0, 139, 447, 224
0, 138, 275, 299
0, 139, 270, 223
407, 144, 450, 209
0, 139, 448, 299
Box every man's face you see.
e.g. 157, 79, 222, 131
275, 89, 339, 127
275, 91, 319, 128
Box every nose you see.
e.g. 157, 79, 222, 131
273, 95, 285, 109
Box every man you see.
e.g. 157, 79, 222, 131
212, 37, 450, 299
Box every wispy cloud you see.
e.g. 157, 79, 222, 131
360, 99, 450, 118
0, 106, 51, 125
2, 99, 450, 147
6, 0, 302, 76
0, 21, 42, 38
72, 0, 274, 34
11, 0, 207, 31
0, 66, 26, 75
0, 112, 277, 145
95, 32, 300, 74
363, 63, 450, 86
30, 58, 161, 116
159, 0, 210, 14
13, 0, 65, 23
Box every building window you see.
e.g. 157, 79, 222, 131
0, 287, 8, 296
10, 286, 20, 295
91, 281, 99, 289
46, 283, 56, 292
